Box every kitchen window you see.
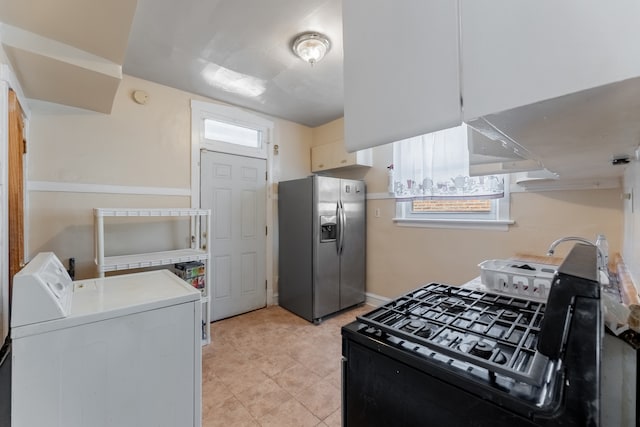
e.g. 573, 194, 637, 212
392, 124, 513, 230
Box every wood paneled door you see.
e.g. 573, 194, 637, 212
8, 89, 25, 306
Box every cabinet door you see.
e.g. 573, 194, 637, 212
343, 0, 462, 152
311, 144, 334, 171
461, 0, 640, 120
333, 141, 357, 168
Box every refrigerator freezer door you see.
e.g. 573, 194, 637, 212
313, 176, 341, 319
277, 178, 314, 321
339, 179, 366, 309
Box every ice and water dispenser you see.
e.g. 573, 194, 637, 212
320, 215, 337, 242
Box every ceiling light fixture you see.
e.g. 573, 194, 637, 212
292, 32, 331, 66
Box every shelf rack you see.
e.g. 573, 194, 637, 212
94, 208, 212, 345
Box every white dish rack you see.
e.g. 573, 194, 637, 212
478, 259, 557, 300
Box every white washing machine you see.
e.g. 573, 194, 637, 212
10, 252, 202, 427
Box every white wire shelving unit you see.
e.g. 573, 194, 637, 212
94, 208, 212, 345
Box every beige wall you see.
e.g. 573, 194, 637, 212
29, 193, 190, 278
29, 77, 191, 187
273, 119, 312, 182
28, 74, 312, 279
22, 84, 630, 300
311, 117, 343, 147
313, 118, 624, 299
367, 190, 622, 298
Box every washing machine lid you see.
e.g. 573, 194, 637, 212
12, 268, 200, 338
71, 269, 200, 317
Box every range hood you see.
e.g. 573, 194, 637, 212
464, 76, 640, 187
467, 121, 543, 177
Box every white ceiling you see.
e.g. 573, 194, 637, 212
123, 0, 344, 127
0, 0, 344, 126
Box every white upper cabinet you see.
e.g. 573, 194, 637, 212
342, 0, 462, 152
343, 1, 640, 151
461, 0, 640, 121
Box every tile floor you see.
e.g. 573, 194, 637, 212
201, 304, 372, 427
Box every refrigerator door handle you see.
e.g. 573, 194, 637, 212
339, 200, 346, 254
336, 201, 342, 254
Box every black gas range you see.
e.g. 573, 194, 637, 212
342, 244, 601, 426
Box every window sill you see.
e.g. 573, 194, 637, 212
392, 217, 514, 231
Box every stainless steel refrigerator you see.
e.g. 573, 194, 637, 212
278, 176, 365, 323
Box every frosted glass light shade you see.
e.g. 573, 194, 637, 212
292, 32, 331, 65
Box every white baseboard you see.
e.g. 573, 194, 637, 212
271, 291, 389, 308
365, 292, 390, 307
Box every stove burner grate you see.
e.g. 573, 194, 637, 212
459, 340, 509, 365
357, 283, 549, 385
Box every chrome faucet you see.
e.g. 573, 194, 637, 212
546, 236, 608, 274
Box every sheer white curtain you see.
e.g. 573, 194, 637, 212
392, 124, 504, 199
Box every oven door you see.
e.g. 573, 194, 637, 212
341, 327, 540, 427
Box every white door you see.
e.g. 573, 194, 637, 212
201, 150, 266, 321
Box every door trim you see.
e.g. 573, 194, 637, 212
191, 100, 275, 307
0, 66, 29, 344
0, 81, 8, 344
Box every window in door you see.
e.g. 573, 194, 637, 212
204, 118, 262, 149
195, 101, 270, 159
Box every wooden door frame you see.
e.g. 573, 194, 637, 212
0, 80, 8, 344
0, 65, 30, 345
8, 89, 25, 306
